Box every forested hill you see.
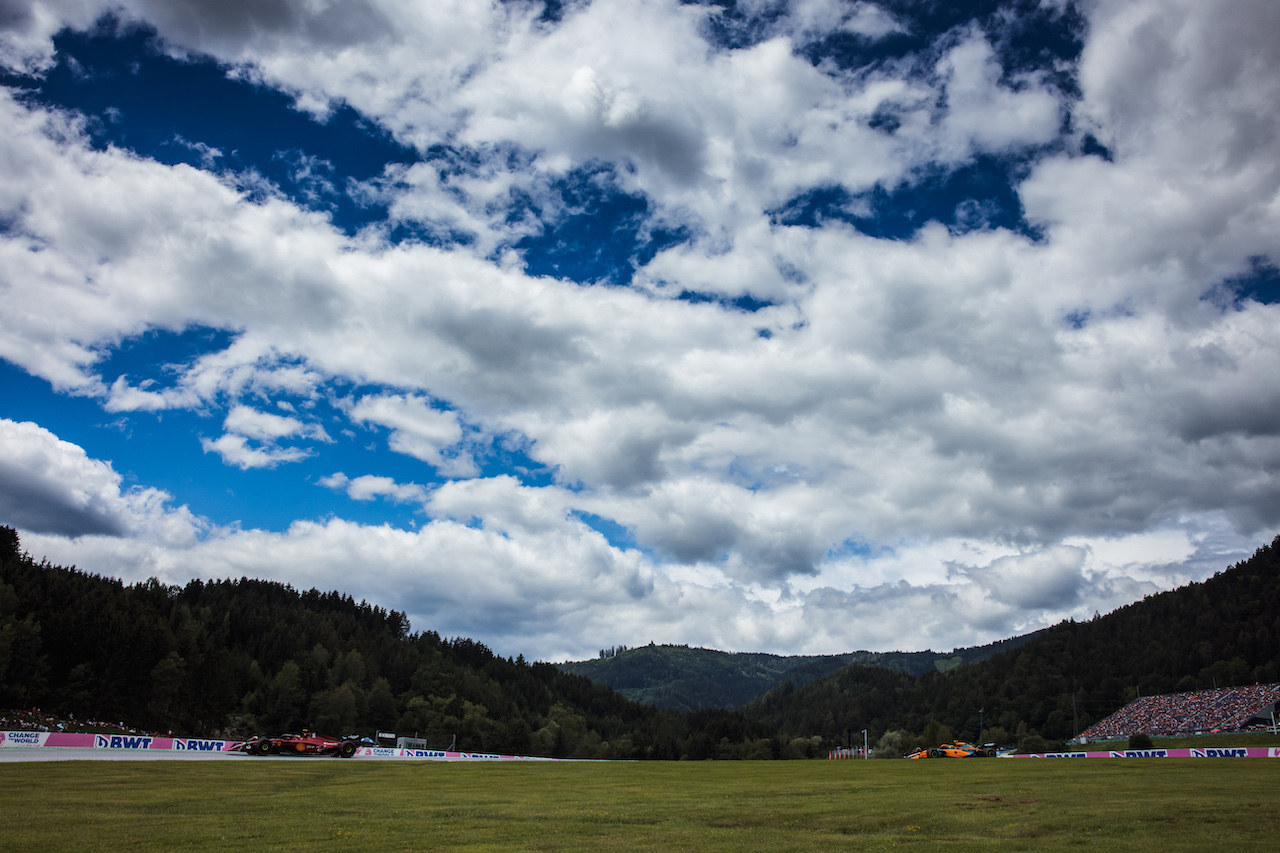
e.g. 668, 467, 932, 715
558, 632, 1046, 713
743, 536, 1280, 749
6, 525, 1276, 758
0, 527, 791, 759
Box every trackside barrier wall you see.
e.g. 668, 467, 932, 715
828, 747, 868, 759
7, 731, 1274, 760
0, 731, 239, 751
0, 731, 559, 760
355, 747, 558, 761
1012, 748, 1280, 758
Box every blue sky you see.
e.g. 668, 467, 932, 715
2, 0, 1278, 661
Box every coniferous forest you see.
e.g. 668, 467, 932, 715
0, 527, 780, 759
2, 525, 1279, 758
745, 535, 1280, 752
557, 633, 1046, 713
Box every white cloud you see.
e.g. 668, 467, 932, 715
0, 0, 103, 74
103, 375, 178, 412
933, 29, 1062, 159
0, 417, 202, 541
9, 421, 1274, 660
320, 472, 427, 504
717, 1, 904, 45
841, 2, 903, 39
224, 404, 327, 442
348, 394, 475, 477
198, 404, 328, 469
1021, 0, 1280, 321
200, 433, 312, 469
958, 546, 1088, 611
2, 0, 1280, 659
0, 417, 132, 536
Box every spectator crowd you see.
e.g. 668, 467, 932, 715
0, 708, 147, 736
1082, 683, 1280, 740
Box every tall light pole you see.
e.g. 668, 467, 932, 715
979, 708, 984, 746
861, 728, 868, 759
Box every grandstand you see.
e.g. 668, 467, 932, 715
1081, 684, 1280, 741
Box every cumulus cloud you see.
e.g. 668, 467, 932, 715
9, 421, 1273, 660
0, 418, 130, 536
200, 433, 311, 469
348, 394, 476, 478
840, 2, 902, 39
320, 472, 427, 504
932, 29, 1062, 158
2, 0, 1280, 659
957, 546, 1088, 611
0, 0, 101, 73
199, 404, 328, 469
223, 404, 327, 442
0, 417, 202, 541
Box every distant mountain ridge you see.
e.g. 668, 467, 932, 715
10, 518, 1275, 756
557, 632, 1047, 713
742, 536, 1280, 747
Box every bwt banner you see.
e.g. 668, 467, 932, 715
355, 747, 558, 761
95, 734, 155, 750
1, 732, 559, 760
1020, 747, 1280, 758
174, 738, 229, 751
0, 731, 240, 751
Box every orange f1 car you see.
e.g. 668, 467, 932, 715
906, 741, 997, 758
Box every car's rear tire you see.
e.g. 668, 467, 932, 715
985, 748, 996, 757
339, 741, 357, 758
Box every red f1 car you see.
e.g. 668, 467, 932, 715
238, 731, 361, 758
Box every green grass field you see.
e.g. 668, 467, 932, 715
2, 758, 1277, 851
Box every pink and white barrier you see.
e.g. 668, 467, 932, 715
1015, 747, 1280, 758
828, 748, 868, 759
0, 731, 558, 760
354, 747, 557, 761
0, 731, 240, 751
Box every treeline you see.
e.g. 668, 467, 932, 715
561, 633, 1047, 713
6, 525, 1276, 758
0, 527, 803, 759
745, 536, 1280, 750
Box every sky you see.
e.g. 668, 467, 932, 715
1, 0, 1278, 663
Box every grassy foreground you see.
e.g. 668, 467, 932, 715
2, 758, 1277, 851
